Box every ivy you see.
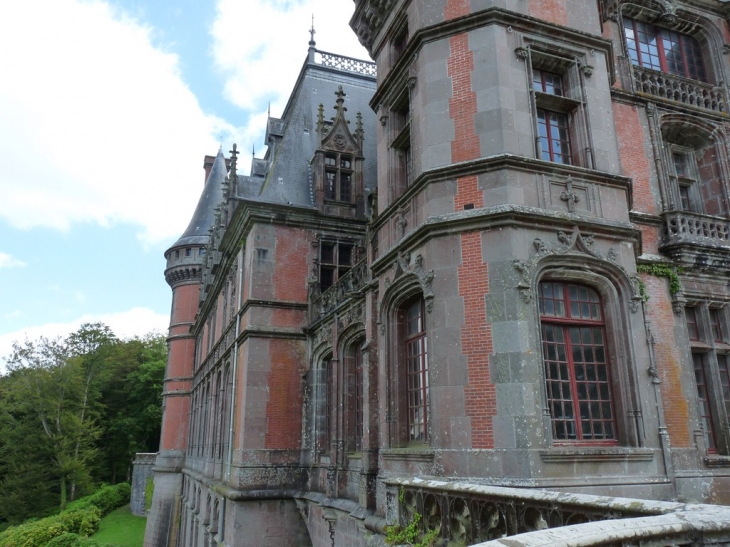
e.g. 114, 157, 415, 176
637, 263, 683, 299
385, 490, 440, 547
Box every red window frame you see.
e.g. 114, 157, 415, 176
323, 358, 333, 453
537, 109, 571, 165
405, 299, 428, 443
693, 353, 718, 452
623, 17, 707, 82
686, 306, 700, 341
534, 69, 572, 165
539, 282, 617, 444
347, 343, 364, 452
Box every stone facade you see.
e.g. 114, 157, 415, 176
145, 1, 730, 546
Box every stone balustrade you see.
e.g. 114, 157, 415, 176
632, 65, 727, 113
310, 259, 369, 323
316, 50, 377, 77
661, 211, 730, 249
386, 478, 730, 546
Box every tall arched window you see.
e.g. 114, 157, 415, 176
539, 281, 617, 443
403, 298, 428, 443
345, 340, 364, 452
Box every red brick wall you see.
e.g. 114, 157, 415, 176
448, 33, 479, 164
643, 275, 690, 447
444, 0, 469, 20
265, 339, 306, 449
273, 226, 310, 302
613, 103, 657, 214
529, 0, 567, 26
161, 282, 199, 451
639, 225, 660, 255
458, 231, 496, 448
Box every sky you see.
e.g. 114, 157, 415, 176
0, 0, 370, 362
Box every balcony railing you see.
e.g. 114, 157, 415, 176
316, 49, 376, 78
387, 479, 730, 547
661, 211, 730, 249
632, 65, 727, 113
310, 259, 369, 323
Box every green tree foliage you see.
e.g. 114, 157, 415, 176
0, 326, 165, 528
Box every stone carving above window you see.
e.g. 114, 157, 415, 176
512, 229, 642, 312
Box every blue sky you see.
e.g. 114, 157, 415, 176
0, 0, 370, 360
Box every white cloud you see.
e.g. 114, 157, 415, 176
0, 0, 237, 245
0, 307, 169, 366
0, 253, 27, 269
210, 0, 370, 155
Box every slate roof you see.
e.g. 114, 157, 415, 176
170, 148, 227, 249
233, 53, 377, 209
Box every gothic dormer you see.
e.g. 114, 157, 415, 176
313, 86, 366, 218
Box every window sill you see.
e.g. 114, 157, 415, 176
540, 447, 655, 463
381, 447, 434, 463
704, 455, 730, 468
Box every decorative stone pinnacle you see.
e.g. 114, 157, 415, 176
335, 85, 346, 106
229, 143, 238, 180
309, 15, 316, 47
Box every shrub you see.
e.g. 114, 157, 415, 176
45, 533, 100, 547
0, 484, 129, 547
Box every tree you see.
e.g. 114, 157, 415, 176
3, 336, 97, 511
65, 323, 118, 501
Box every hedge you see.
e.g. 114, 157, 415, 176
0, 483, 130, 547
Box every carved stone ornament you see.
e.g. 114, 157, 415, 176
580, 65, 594, 78
338, 301, 365, 332
512, 228, 641, 311
672, 291, 687, 316
313, 321, 334, 349
515, 46, 528, 61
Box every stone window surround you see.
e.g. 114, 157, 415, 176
533, 261, 644, 449
518, 37, 597, 170
382, 283, 431, 449
661, 119, 730, 218
684, 300, 730, 457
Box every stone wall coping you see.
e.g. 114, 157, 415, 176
474, 509, 730, 547
385, 478, 692, 515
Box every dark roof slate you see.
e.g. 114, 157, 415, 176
233, 61, 377, 208
169, 148, 227, 249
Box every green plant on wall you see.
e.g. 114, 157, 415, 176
637, 263, 683, 301
385, 490, 440, 547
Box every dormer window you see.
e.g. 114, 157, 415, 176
324, 152, 353, 203
623, 17, 707, 82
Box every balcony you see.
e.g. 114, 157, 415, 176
310, 259, 369, 323
386, 479, 730, 546
660, 211, 730, 253
632, 65, 727, 113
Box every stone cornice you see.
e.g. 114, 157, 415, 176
368, 7, 615, 109
371, 204, 642, 276
371, 154, 634, 233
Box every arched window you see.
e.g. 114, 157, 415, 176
400, 297, 428, 444
320, 357, 333, 453
345, 340, 364, 452
539, 281, 617, 443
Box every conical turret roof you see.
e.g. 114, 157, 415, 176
169, 148, 227, 250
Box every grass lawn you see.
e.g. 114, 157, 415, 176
92, 505, 146, 547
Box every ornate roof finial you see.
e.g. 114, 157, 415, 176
252, 144, 255, 158
309, 15, 316, 47
267, 102, 270, 118
335, 85, 346, 109
229, 143, 238, 181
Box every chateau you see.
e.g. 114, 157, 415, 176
145, 1, 730, 546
